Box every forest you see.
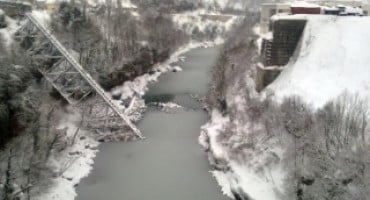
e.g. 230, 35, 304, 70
0, 1, 206, 198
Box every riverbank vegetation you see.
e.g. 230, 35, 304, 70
51, 2, 189, 90
204, 12, 370, 200
0, 2, 188, 199
131, 0, 252, 14
0, 33, 71, 199
0, 0, 240, 199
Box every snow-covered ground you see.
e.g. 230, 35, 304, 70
34, 109, 99, 200
85, 0, 137, 8
201, 15, 370, 200
200, 96, 285, 200
200, 0, 252, 11
0, 16, 24, 47
267, 15, 370, 108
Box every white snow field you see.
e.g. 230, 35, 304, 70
267, 15, 370, 108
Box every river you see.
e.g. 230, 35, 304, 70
76, 46, 228, 200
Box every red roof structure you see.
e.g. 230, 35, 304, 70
291, 2, 322, 14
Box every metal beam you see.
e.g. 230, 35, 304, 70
25, 14, 143, 139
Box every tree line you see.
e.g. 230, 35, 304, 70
51, 1, 189, 90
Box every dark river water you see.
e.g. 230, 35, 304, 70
76, 45, 228, 200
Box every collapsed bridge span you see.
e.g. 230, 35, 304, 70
16, 13, 144, 139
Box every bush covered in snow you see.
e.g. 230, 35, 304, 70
0, 31, 71, 200
206, 13, 259, 112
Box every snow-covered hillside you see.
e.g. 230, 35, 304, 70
86, 0, 137, 8
200, 0, 250, 10
200, 15, 370, 200
85, 0, 250, 10
171, 12, 239, 42
267, 15, 370, 108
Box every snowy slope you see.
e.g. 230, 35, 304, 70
267, 15, 370, 108
200, 110, 285, 200
86, 0, 136, 8
199, 0, 264, 10
171, 12, 239, 42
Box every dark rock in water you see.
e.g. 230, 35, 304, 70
144, 94, 174, 104
98, 138, 105, 143
342, 178, 353, 185
90, 146, 98, 150
148, 70, 156, 75
112, 93, 122, 100
220, 99, 227, 114
0, 12, 6, 29
297, 188, 303, 198
52, 172, 59, 178
69, 151, 81, 156
80, 136, 86, 140
231, 188, 251, 200
120, 98, 132, 107
301, 176, 315, 185
0, 22, 6, 29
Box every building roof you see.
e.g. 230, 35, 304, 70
36, 0, 67, 3
291, 1, 321, 8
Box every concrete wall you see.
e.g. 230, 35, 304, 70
269, 19, 306, 66
256, 65, 283, 92
257, 19, 306, 91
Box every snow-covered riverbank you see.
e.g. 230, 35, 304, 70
0, 5, 241, 198
34, 39, 229, 200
